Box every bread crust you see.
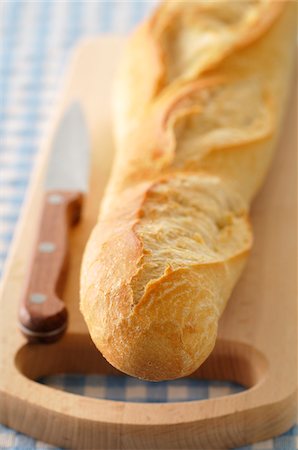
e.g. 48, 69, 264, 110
80, 1, 296, 381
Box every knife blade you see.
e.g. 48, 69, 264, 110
19, 102, 90, 343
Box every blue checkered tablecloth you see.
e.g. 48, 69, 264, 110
0, 1, 297, 449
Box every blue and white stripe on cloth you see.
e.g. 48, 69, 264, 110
0, 1, 297, 449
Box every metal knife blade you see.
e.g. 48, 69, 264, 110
45, 101, 89, 192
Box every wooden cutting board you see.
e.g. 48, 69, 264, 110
0, 37, 296, 450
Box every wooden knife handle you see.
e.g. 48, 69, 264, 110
19, 191, 83, 343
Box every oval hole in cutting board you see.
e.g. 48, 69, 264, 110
15, 333, 268, 402
37, 373, 244, 403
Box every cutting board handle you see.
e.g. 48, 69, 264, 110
12, 334, 296, 450
19, 191, 83, 343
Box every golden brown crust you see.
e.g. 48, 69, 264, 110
80, 1, 296, 380
144, 0, 286, 94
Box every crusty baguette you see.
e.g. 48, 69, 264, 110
80, 1, 296, 381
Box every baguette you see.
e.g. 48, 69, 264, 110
80, 1, 296, 381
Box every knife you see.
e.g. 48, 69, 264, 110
19, 102, 90, 343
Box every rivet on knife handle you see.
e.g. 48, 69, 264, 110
19, 191, 83, 343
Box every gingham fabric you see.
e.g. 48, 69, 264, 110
0, 1, 297, 449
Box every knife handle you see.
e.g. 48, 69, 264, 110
19, 191, 83, 343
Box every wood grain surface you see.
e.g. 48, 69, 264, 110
0, 37, 296, 450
